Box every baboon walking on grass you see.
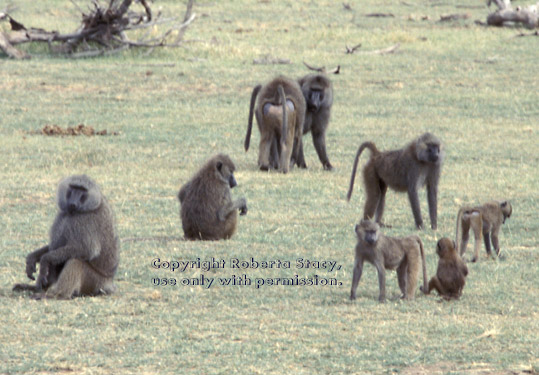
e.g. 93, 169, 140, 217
455, 200, 512, 262
350, 220, 428, 302
294, 73, 334, 170
347, 132, 444, 230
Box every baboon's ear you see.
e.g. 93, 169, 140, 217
216, 161, 223, 172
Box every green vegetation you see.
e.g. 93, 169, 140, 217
0, 0, 537, 374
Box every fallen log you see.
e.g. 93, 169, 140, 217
0, 0, 196, 59
486, 0, 538, 29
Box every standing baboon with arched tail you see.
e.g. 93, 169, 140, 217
347, 133, 444, 230
244, 75, 306, 173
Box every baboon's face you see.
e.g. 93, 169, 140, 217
228, 173, 237, 188
215, 157, 237, 188
501, 201, 512, 223
302, 75, 332, 113
66, 185, 89, 214
416, 133, 443, 164
58, 175, 101, 214
356, 220, 379, 245
306, 88, 324, 112
426, 143, 440, 163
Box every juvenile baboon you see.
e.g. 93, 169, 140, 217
350, 219, 428, 302
13, 175, 119, 299
244, 75, 306, 173
455, 200, 512, 262
178, 153, 247, 240
293, 73, 334, 170
347, 132, 444, 230
421, 237, 468, 300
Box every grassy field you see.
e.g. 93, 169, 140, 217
1, 0, 538, 374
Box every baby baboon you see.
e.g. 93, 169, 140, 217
293, 73, 334, 171
178, 153, 247, 240
347, 132, 444, 230
350, 219, 428, 302
421, 237, 468, 300
244, 75, 306, 173
13, 175, 119, 299
455, 200, 512, 262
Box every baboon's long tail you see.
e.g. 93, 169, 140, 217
454, 207, 465, 255
418, 238, 428, 293
277, 84, 287, 149
245, 84, 262, 151
346, 141, 379, 201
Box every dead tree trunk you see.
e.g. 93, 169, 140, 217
487, 0, 539, 29
0, 0, 196, 59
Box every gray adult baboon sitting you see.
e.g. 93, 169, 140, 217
13, 175, 119, 299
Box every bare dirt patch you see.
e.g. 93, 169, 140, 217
31, 124, 119, 136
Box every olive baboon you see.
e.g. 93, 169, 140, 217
455, 200, 512, 262
350, 220, 428, 302
293, 73, 334, 171
244, 75, 306, 173
347, 132, 444, 230
178, 154, 247, 240
13, 175, 119, 299
421, 237, 468, 300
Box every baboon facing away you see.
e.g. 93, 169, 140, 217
293, 73, 334, 170
350, 219, 428, 302
13, 175, 119, 299
347, 132, 444, 230
244, 75, 306, 173
455, 200, 512, 262
178, 154, 247, 240
421, 237, 468, 300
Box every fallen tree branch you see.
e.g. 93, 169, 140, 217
303, 61, 340, 74
345, 42, 362, 54
0, 31, 29, 59
0, 0, 197, 59
174, 0, 195, 45
486, 0, 539, 29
